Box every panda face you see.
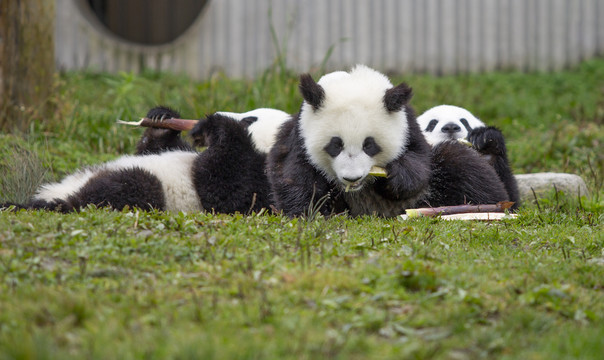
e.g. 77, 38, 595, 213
321, 135, 385, 191
416, 105, 485, 146
298, 65, 413, 191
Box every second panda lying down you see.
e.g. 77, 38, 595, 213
3, 107, 288, 214
3, 66, 518, 217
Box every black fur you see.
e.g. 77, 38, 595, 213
69, 168, 165, 211
383, 83, 413, 113
136, 106, 194, 155
425, 141, 509, 207
299, 74, 325, 111
189, 114, 271, 214
467, 126, 519, 208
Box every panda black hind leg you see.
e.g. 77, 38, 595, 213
69, 168, 166, 211
135, 106, 195, 155
467, 126, 519, 208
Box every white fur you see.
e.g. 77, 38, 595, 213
216, 108, 290, 154
416, 105, 485, 145
34, 151, 202, 212
299, 65, 409, 188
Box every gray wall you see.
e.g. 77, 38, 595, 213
56, 0, 604, 78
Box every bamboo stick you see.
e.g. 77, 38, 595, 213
405, 201, 515, 218
116, 117, 199, 131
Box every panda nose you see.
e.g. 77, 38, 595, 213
343, 176, 362, 183
441, 122, 461, 134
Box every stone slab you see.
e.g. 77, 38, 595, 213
515, 172, 589, 202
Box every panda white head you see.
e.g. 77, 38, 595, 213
215, 108, 290, 154
298, 65, 413, 191
416, 105, 485, 145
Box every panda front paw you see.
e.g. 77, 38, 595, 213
467, 126, 506, 156
135, 106, 193, 154
147, 106, 181, 121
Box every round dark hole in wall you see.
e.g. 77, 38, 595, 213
87, 0, 208, 45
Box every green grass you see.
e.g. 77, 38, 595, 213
1, 60, 603, 359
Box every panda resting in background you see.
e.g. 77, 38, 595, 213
417, 104, 519, 208
2, 106, 288, 213
267, 65, 515, 217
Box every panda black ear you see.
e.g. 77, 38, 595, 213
299, 73, 325, 111
240, 116, 258, 128
383, 82, 413, 113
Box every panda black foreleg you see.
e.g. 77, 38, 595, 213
426, 142, 510, 207
135, 106, 195, 155
467, 126, 519, 208
374, 151, 431, 201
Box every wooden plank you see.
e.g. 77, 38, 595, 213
536, 0, 550, 71
481, 0, 498, 72
581, 0, 598, 59
423, 0, 439, 74
411, 0, 426, 72
397, 0, 414, 73
566, 0, 581, 65
467, 0, 482, 72
508, 0, 525, 70
455, 0, 468, 73
550, 0, 567, 70
496, 0, 511, 70
599, 0, 604, 54
439, 0, 457, 74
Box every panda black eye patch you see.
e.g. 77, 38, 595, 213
459, 118, 473, 132
324, 136, 344, 157
425, 119, 438, 132
363, 137, 382, 157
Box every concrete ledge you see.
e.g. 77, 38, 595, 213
515, 172, 589, 202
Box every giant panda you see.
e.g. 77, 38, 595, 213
416, 105, 485, 146
417, 104, 519, 208
3, 107, 271, 214
267, 65, 513, 217
136, 107, 289, 156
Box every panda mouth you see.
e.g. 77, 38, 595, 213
343, 180, 364, 192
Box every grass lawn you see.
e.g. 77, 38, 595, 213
0, 60, 603, 359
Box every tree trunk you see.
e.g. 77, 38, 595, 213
0, 0, 55, 132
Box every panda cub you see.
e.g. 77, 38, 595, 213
416, 105, 485, 145
417, 105, 519, 207
137, 107, 290, 156
267, 65, 512, 217
4, 107, 272, 214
